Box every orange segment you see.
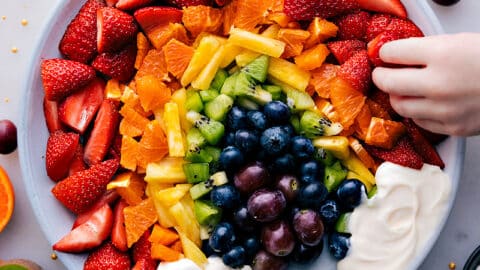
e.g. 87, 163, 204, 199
149, 224, 179, 245
136, 75, 172, 112
353, 103, 372, 141
120, 135, 139, 171
119, 106, 150, 133
170, 240, 183, 253
151, 243, 183, 262
135, 32, 151, 70
124, 198, 158, 248
309, 64, 340, 99
105, 79, 124, 101
267, 13, 291, 27
277, 28, 310, 59
147, 23, 189, 50
137, 120, 169, 168
119, 119, 144, 138
366, 99, 392, 120
108, 172, 146, 206
136, 49, 170, 82
231, 0, 273, 32
294, 43, 330, 71
305, 18, 338, 49
0, 166, 14, 233
164, 39, 195, 79
182, 5, 223, 38
365, 117, 406, 149
330, 78, 366, 129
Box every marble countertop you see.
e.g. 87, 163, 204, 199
0, 0, 479, 269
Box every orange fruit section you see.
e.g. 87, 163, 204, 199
120, 135, 139, 171
305, 18, 339, 49
137, 120, 169, 168
277, 28, 310, 59
150, 243, 182, 261
365, 117, 406, 149
330, 78, 366, 129
135, 32, 152, 70
164, 39, 195, 79
294, 43, 330, 71
124, 198, 158, 248
309, 64, 340, 99
0, 166, 14, 233
136, 75, 172, 112
353, 103, 373, 141
149, 224, 179, 246
135, 49, 170, 82
182, 5, 223, 38
147, 23, 189, 50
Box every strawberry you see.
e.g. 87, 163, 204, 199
92, 44, 137, 82
58, 77, 105, 134
284, 0, 359, 21
106, 0, 119, 6
132, 230, 157, 269
97, 7, 138, 53
84, 100, 120, 166
59, 0, 106, 63
369, 87, 399, 119
68, 144, 87, 176
134, 6, 183, 34
41, 59, 96, 102
338, 50, 372, 94
53, 204, 113, 253
84, 241, 131, 270
165, 0, 212, 8
116, 0, 154, 10
327, 40, 366, 64
402, 118, 445, 168
334, 10, 370, 41
357, 0, 407, 18
43, 98, 65, 133
52, 159, 119, 214
73, 190, 119, 229
366, 13, 392, 42
111, 200, 128, 252
133, 258, 158, 270
417, 126, 448, 145
364, 136, 424, 169
46, 130, 80, 182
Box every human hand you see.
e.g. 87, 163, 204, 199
372, 33, 480, 136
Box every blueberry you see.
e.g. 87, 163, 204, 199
264, 101, 291, 125
224, 132, 236, 146
282, 124, 295, 137
209, 222, 237, 253
336, 179, 367, 210
319, 199, 341, 226
299, 160, 323, 181
260, 127, 291, 156
291, 241, 323, 264
232, 206, 258, 233
211, 184, 241, 209
219, 146, 244, 172
328, 233, 350, 260
247, 110, 268, 130
223, 246, 247, 268
202, 239, 218, 257
243, 237, 261, 259
298, 182, 328, 209
271, 154, 296, 174
235, 129, 259, 153
227, 106, 248, 130
290, 136, 315, 160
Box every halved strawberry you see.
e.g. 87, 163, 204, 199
364, 136, 424, 169
53, 204, 113, 253
92, 44, 137, 82
132, 230, 157, 270
334, 10, 370, 41
338, 50, 372, 94
284, 0, 359, 21
69, 144, 87, 176
46, 130, 80, 182
59, 0, 106, 63
111, 200, 128, 252
52, 159, 119, 214
58, 77, 105, 134
357, 0, 407, 18
84, 241, 131, 270
106, 0, 119, 6
366, 13, 392, 42
97, 7, 138, 53
43, 98, 65, 133
327, 40, 366, 64
84, 100, 120, 166
73, 190, 119, 229
133, 6, 183, 34
41, 59, 96, 102
165, 0, 212, 8
116, 0, 154, 10
402, 118, 445, 168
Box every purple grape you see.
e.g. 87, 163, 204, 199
275, 175, 299, 202
0, 119, 17, 154
252, 250, 288, 270
293, 209, 324, 246
247, 189, 286, 222
234, 162, 271, 194
261, 220, 295, 257
432, 0, 460, 6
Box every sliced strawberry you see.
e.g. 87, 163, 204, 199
69, 144, 87, 176
334, 10, 370, 41
132, 230, 157, 269
364, 136, 424, 169
84, 100, 120, 166
53, 204, 113, 253
84, 241, 131, 270
134, 6, 183, 34
133, 258, 157, 270
338, 50, 372, 94
366, 13, 392, 42
116, 0, 154, 10
165, 0, 212, 8
58, 77, 105, 134
46, 130, 80, 182
111, 200, 128, 252
357, 0, 407, 18
73, 190, 119, 229
92, 44, 137, 82
43, 98, 65, 133
97, 7, 138, 53
327, 40, 366, 64
402, 118, 445, 169
52, 159, 119, 214
59, 0, 106, 63
106, 0, 119, 6
41, 59, 96, 102
284, 0, 359, 21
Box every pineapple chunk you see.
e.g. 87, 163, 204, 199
154, 184, 192, 207
145, 157, 187, 184
342, 154, 375, 191
170, 88, 192, 132
313, 136, 350, 160
170, 199, 201, 247
234, 25, 281, 67
177, 229, 208, 267
228, 28, 286, 58
220, 43, 244, 68
268, 57, 311, 91
181, 36, 222, 86
191, 45, 227, 90
164, 102, 185, 157
147, 183, 177, 228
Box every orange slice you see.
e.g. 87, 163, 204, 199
0, 166, 14, 233
182, 5, 223, 38
330, 78, 366, 129
164, 39, 195, 79
124, 198, 158, 248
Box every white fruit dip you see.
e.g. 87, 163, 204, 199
338, 162, 451, 270
156, 257, 252, 270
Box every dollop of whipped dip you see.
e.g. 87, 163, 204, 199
157, 257, 252, 270
338, 162, 451, 270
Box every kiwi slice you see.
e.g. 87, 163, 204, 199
204, 94, 234, 121
187, 111, 225, 145
183, 163, 210, 184
241, 55, 269, 83
194, 200, 222, 227
220, 72, 239, 97
210, 69, 229, 91
190, 171, 229, 200
323, 161, 348, 192
186, 90, 204, 112
263, 85, 284, 101
199, 89, 219, 103
335, 212, 352, 234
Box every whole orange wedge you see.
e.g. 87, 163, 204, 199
0, 165, 14, 233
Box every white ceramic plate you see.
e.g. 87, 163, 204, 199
18, 1, 465, 269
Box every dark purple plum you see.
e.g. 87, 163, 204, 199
275, 175, 299, 202
234, 162, 271, 194
293, 209, 324, 246
0, 119, 17, 154
261, 220, 295, 257
252, 250, 288, 270
247, 189, 286, 222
